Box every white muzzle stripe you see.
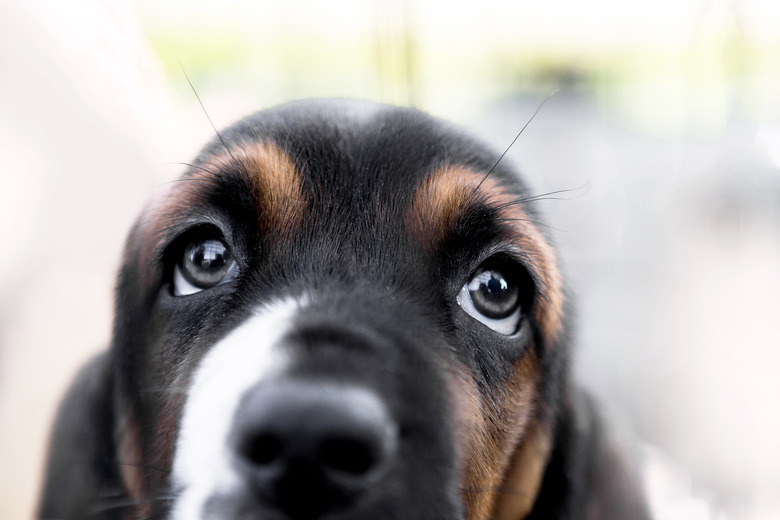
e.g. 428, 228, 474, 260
171, 298, 303, 520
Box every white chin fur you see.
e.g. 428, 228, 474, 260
170, 298, 303, 520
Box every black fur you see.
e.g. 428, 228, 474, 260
39, 100, 650, 520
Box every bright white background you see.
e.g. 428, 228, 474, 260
1, 0, 779, 518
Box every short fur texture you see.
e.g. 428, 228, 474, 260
39, 100, 650, 520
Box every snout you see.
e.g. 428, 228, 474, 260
171, 299, 463, 520
231, 383, 397, 519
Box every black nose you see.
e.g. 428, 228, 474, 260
231, 382, 397, 519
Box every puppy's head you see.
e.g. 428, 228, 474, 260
112, 100, 566, 520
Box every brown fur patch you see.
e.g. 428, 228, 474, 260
450, 350, 545, 520
118, 411, 149, 518
492, 419, 553, 520
148, 394, 181, 495
405, 166, 564, 344
405, 167, 479, 256
198, 141, 307, 237
446, 363, 485, 480
132, 141, 306, 285
410, 166, 563, 515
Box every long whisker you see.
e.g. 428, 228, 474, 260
169, 161, 221, 178
176, 58, 239, 167
494, 182, 591, 211
164, 177, 222, 187
474, 89, 558, 193
89, 493, 176, 515
497, 218, 567, 232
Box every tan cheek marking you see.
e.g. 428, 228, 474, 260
446, 363, 489, 481
119, 403, 182, 517
118, 411, 150, 517
479, 351, 542, 520
446, 362, 493, 520
449, 351, 543, 520
148, 394, 181, 492
492, 418, 552, 520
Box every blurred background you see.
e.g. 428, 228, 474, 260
1, 0, 779, 518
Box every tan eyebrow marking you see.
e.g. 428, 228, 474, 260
131, 141, 307, 286
405, 166, 480, 256
199, 141, 307, 236
405, 166, 564, 344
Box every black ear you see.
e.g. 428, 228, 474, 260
38, 351, 122, 520
525, 392, 652, 520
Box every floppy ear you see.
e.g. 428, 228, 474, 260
492, 418, 553, 520
493, 392, 653, 520
38, 352, 122, 520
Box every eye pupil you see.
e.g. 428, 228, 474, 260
468, 269, 520, 320
180, 238, 233, 289
190, 240, 227, 271
458, 259, 532, 335
486, 276, 507, 294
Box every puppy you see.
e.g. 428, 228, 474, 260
39, 100, 650, 520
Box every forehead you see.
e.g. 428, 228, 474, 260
193, 101, 532, 235
214, 101, 525, 203
140, 101, 562, 336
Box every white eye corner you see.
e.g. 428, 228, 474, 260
173, 264, 202, 296
456, 270, 523, 336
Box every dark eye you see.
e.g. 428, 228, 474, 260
173, 237, 236, 296
457, 261, 527, 335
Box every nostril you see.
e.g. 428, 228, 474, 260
231, 382, 397, 516
320, 436, 377, 476
243, 433, 283, 466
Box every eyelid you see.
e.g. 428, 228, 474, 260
157, 215, 237, 263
